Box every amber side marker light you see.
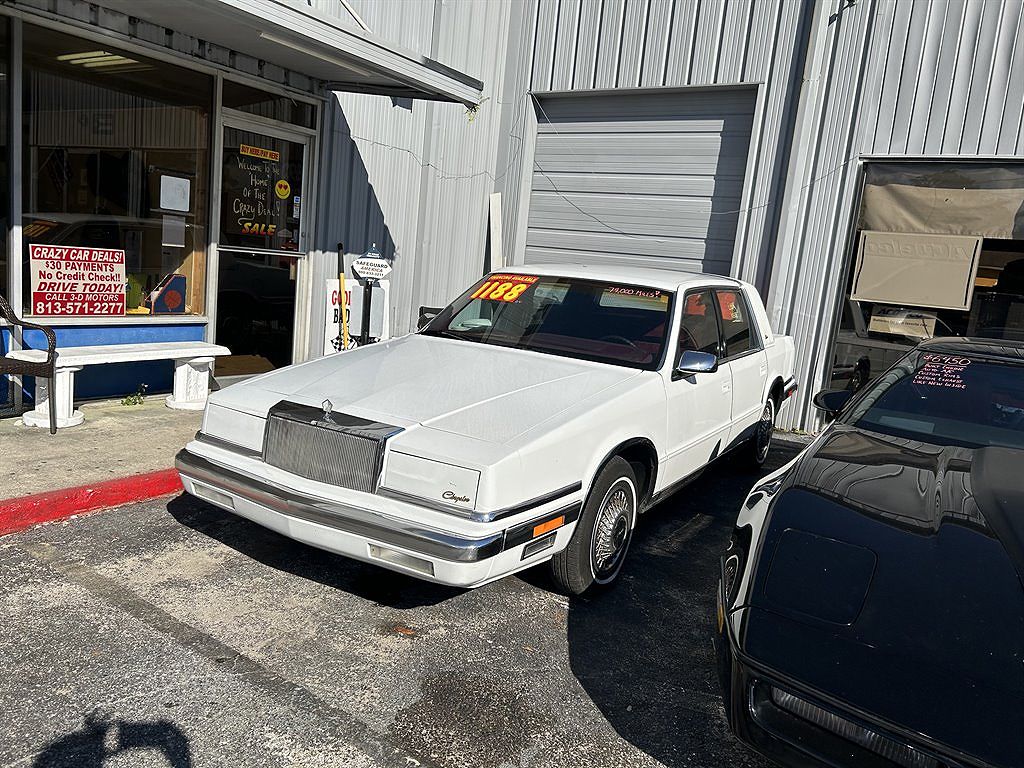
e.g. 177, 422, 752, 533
533, 515, 565, 538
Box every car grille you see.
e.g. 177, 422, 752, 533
263, 401, 402, 493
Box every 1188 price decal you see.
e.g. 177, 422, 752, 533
470, 274, 538, 303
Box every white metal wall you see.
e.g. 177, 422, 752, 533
525, 87, 756, 274
496, 0, 812, 292
307, 0, 1024, 431
768, 0, 1024, 430
308, 0, 512, 353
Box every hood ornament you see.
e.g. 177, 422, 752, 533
321, 399, 334, 422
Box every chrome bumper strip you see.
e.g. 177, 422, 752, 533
377, 481, 583, 523
194, 431, 262, 459
175, 449, 504, 563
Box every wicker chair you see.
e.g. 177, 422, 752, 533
0, 294, 58, 434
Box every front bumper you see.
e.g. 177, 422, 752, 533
175, 447, 580, 588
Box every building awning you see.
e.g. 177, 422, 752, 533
95, 0, 484, 106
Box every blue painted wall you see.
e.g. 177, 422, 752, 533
10, 323, 206, 402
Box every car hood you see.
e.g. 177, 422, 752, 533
213, 334, 640, 444
740, 427, 1024, 766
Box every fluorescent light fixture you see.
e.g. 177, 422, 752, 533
81, 58, 139, 68
56, 50, 149, 72
56, 50, 113, 61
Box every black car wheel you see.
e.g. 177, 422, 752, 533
551, 457, 637, 595
748, 397, 776, 467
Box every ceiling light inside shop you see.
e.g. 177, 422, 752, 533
56, 50, 150, 72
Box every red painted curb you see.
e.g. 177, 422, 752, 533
0, 468, 183, 537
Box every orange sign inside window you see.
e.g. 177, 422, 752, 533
240, 143, 280, 162
471, 274, 539, 303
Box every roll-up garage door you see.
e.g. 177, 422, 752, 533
526, 88, 756, 275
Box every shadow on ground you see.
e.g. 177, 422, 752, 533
33, 712, 192, 768
166, 444, 795, 767
562, 446, 796, 768
166, 494, 463, 609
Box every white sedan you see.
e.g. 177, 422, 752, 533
176, 264, 797, 593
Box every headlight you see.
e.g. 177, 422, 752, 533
201, 403, 265, 452
381, 451, 481, 513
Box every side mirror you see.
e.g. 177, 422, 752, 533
417, 305, 442, 331
812, 389, 853, 420
675, 350, 719, 377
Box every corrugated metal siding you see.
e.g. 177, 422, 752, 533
768, 0, 1024, 430
307, 0, 1024, 435
524, 88, 755, 274
496, 0, 811, 294
307, 0, 809, 351
308, 0, 511, 353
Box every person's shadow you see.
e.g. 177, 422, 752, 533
33, 712, 192, 767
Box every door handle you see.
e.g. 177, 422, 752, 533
722, 383, 731, 393
759, 363, 767, 376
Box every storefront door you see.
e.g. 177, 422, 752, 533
215, 119, 310, 377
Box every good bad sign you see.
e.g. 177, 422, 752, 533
351, 256, 392, 281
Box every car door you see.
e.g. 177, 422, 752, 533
712, 287, 768, 446
662, 288, 734, 485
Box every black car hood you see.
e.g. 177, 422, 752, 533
740, 427, 1024, 767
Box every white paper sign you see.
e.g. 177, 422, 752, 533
159, 175, 191, 212
323, 279, 390, 354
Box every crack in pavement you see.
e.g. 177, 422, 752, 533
19, 541, 443, 768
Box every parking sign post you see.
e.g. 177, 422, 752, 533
350, 244, 392, 346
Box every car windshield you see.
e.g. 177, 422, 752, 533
843, 349, 1024, 449
422, 273, 673, 370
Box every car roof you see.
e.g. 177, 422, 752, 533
919, 336, 1024, 362
496, 262, 744, 292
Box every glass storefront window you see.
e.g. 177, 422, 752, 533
1, 19, 9, 410
1, 18, 9, 300
222, 79, 315, 129
216, 126, 306, 376
829, 161, 1024, 392
20, 25, 212, 318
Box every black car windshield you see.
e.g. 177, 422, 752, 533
422, 273, 673, 370
844, 349, 1024, 449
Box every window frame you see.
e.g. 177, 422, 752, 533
712, 286, 762, 363
674, 287, 722, 361
669, 284, 764, 374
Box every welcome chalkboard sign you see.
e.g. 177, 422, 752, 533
220, 129, 303, 253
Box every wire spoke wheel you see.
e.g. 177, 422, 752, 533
755, 400, 775, 464
591, 483, 633, 582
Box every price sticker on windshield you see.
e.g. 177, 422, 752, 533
471, 274, 539, 303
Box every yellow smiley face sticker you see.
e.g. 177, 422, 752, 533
275, 179, 291, 199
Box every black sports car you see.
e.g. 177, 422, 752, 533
716, 338, 1024, 768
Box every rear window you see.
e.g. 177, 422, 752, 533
846, 350, 1024, 449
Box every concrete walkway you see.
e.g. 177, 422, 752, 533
0, 397, 200, 502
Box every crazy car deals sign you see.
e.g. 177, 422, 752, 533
30, 244, 126, 316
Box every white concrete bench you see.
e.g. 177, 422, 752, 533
5, 341, 230, 429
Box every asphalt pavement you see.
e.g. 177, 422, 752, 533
0, 443, 799, 768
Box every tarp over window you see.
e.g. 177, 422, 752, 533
860, 162, 1024, 239
852, 231, 982, 311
